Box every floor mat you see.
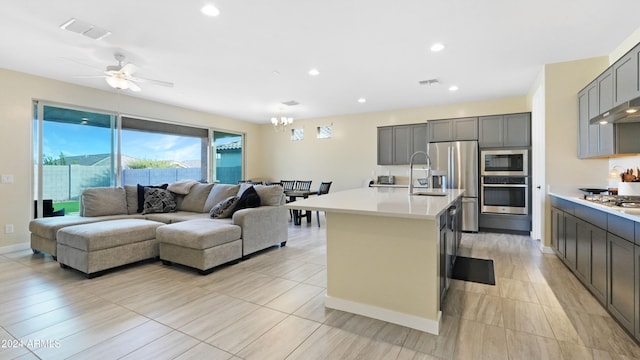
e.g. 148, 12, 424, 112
451, 256, 496, 285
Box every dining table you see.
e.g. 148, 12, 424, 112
284, 189, 316, 225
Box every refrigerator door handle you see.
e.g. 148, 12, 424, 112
448, 146, 455, 189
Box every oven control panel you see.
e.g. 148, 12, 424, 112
482, 176, 527, 185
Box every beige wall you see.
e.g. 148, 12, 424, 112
256, 97, 528, 192
0, 68, 261, 249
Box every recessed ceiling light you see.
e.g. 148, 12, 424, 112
308, 68, 320, 76
626, 108, 638, 114
448, 85, 459, 92
201, 4, 220, 16
358, 98, 367, 103
430, 43, 445, 52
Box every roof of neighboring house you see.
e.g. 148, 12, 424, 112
217, 140, 242, 151
57, 154, 190, 168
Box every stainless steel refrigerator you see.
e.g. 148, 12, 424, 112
427, 141, 478, 232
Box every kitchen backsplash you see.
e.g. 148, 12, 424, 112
608, 155, 640, 188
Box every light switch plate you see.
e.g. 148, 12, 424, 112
1, 175, 13, 183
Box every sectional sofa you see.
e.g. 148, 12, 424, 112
29, 182, 288, 277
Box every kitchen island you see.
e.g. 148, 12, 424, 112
285, 187, 465, 335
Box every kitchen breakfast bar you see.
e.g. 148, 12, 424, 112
285, 187, 465, 335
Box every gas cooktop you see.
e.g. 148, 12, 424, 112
583, 194, 640, 208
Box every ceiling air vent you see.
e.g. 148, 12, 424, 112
419, 79, 440, 86
281, 100, 300, 106
59, 18, 111, 41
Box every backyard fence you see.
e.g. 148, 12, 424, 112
40, 165, 241, 201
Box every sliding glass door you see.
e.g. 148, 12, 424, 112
33, 102, 116, 217
212, 131, 243, 184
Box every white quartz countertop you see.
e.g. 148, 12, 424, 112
548, 190, 640, 222
284, 187, 465, 220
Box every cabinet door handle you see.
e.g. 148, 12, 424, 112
536, 186, 541, 189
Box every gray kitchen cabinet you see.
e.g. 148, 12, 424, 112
577, 80, 614, 158
590, 225, 607, 305
551, 207, 565, 259
411, 124, 428, 155
564, 213, 578, 269
613, 44, 640, 106
478, 115, 503, 147
598, 68, 614, 115
608, 232, 635, 334
377, 124, 428, 165
575, 218, 592, 285
393, 125, 411, 164
636, 244, 640, 340
479, 113, 530, 148
551, 207, 565, 258
428, 117, 478, 142
377, 126, 394, 165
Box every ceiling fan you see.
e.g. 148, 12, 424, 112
76, 53, 174, 92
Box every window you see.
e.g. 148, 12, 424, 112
32, 102, 226, 216
212, 131, 243, 184
317, 125, 332, 139
291, 128, 304, 141
33, 102, 116, 216
120, 116, 209, 185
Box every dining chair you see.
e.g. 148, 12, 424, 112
315, 181, 332, 227
293, 180, 312, 191
280, 180, 296, 191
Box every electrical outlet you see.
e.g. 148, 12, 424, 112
5, 224, 14, 234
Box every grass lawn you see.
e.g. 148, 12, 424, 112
54, 201, 79, 214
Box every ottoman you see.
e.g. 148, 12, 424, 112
57, 219, 164, 278
157, 219, 242, 275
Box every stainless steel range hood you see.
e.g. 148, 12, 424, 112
590, 96, 640, 124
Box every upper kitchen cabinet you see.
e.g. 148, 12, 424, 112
613, 43, 640, 106
377, 124, 428, 165
377, 126, 394, 165
577, 79, 614, 158
479, 113, 530, 148
598, 68, 614, 114
427, 117, 477, 142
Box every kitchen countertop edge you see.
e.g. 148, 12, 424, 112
548, 190, 640, 222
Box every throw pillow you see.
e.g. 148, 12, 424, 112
209, 196, 239, 219
203, 184, 240, 212
234, 185, 261, 211
137, 184, 168, 213
142, 187, 177, 214
167, 179, 199, 195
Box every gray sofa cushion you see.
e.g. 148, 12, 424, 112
57, 219, 163, 251
254, 185, 285, 206
167, 179, 199, 195
177, 183, 214, 212
81, 187, 128, 217
204, 184, 240, 212
124, 185, 139, 215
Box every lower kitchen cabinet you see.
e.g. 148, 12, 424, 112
636, 244, 640, 340
589, 226, 607, 304
575, 219, 591, 285
564, 214, 578, 269
607, 233, 635, 334
551, 207, 565, 257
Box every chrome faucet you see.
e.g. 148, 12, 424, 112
408, 150, 431, 195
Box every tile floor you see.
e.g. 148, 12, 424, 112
0, 223, 639, 359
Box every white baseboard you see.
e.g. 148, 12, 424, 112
0, 242, 30, 255
539, 244, 555, 254
325, 295, 441, 335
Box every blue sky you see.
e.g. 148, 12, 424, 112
43, 122, 202, 162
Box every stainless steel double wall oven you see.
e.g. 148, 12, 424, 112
480, 149, 529, 215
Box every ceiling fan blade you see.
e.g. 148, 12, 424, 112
73, 75, 106, 79
127, 80, 141, 92
120, 63, 137, 76
130, 76, 174, 87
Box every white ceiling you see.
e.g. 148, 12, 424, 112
2, 0, 640, 123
